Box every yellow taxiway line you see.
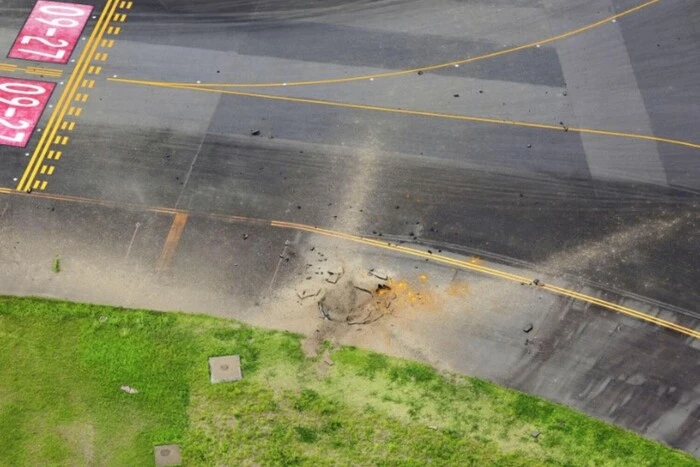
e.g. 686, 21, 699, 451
108, 78, 700, 151
124, 0, 660, 89
0, 186, 697, 339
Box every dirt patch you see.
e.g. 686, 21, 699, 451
58, 420, 95, 464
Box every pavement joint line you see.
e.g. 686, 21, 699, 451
127, 0, 659, 89
156, 212, 189, 271
16, 0, 121, 193
111, 79, 700, 151
0, 186, 695, 339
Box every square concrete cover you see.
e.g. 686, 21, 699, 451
209, 355, 242, 383
154, 444, 181, 466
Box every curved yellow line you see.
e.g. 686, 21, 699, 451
107, 77, 700, 150
150, 0, 659, 89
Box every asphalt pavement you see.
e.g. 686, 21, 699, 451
0, 0, 699, 455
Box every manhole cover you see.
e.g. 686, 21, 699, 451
154, 444, 181, 466
209, 355, 242, 383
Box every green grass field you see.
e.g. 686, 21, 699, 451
0, 296, 696, 466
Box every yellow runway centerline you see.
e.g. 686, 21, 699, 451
0, 186, 697, 339
108, 78, 700, 151
130, 0, 660, 89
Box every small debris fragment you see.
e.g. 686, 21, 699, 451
531, 430, 541, 439
297, 288, 321, 300
120, 385, 138, 394
453, 93, 460, 98
369, 269, 389, 281
523, 323, 534, 333
527, 144, 532, 148
532, 278, 540, 286
326, 274, 340, 284
318, 301, 331, 320
250, 129, 261, 136
242, 233, 249, 240
417, 70, 424, 75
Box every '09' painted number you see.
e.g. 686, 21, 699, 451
0, 78, 55, 148
8, 1, 94, 64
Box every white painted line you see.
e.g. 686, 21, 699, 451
46, 28, 57, 37
4, 108, 16, 118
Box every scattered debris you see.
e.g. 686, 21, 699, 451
428, 425, 438, 430
120, 385, 138, 394
326, 274, 340, 284
531, 430, 541, 439
532, 278, 540, 286
318, 301, 331, 320
297, 288, 322, 300
325, 267, 343, 284
369, 269, 389, 281
523, 323, 534, 333
353, 285, 373, 295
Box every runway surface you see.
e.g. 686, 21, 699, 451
0, 0, 699, 455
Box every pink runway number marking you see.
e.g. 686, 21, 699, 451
8, 1, 94, 64
0, 77, 55, 147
